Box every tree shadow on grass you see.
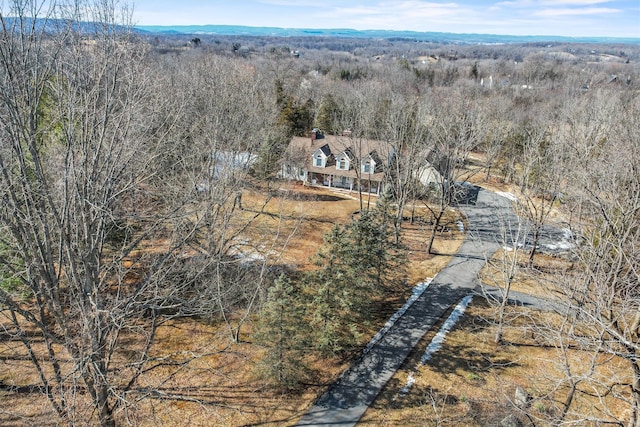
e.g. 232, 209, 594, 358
271, 189, 348, 202
370, 297, 521, 415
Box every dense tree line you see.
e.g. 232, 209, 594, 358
0, 0, 639, 425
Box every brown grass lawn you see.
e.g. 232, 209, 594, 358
360, 299, 630, 426
2, 178, 627, 427
0, 181, 465, 426
479, 250, 573, 299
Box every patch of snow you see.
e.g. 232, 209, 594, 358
542, 242, 572, 251
398, 373, 416, 396
210, 151, 258, 179
397, 295, 473, 397
502, 241, 525, 252
228, 248, 266, 265
420, 295, 473, 364
227, 241, 274, 265
237, 252, 265, 262
363, 278, 433, 355
541, 228, 575, 253
496, 191, 518, 202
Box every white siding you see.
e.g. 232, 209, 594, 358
313, 151, 326, 167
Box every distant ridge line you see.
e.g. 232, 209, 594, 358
136, 24, 640, 45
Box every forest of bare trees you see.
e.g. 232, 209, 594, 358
0, 0, 638, 426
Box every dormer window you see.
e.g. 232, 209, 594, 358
361, 151, 380, 174
312, 144, 332, 168
335, 148, 353, 171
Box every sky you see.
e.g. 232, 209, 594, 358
131, 0, 640, 38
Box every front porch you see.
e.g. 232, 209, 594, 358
307, 172, 381, 194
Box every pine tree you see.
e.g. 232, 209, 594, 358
306, 225, 360, 356
305, 210, 407, 357
275, 80, 314, 137
254, 274, 308, 389
316, 94, 340, 134
252, 131, 289, 179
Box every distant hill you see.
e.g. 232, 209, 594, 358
3, 18, 636, 45
136, 24, 640, 45
2, 17, 138, 35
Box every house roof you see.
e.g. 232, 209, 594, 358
289, 134, 392, 162
286, 133, 391, 182
315, 143, 332, 157
365, 149, 383, 165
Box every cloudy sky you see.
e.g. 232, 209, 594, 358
131, 0, 640, 38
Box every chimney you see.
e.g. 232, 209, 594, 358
311, 128, 323, 144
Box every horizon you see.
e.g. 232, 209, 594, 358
135, 23, 640, 42
131, 0, 640, 39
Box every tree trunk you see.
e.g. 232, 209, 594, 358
527, 226, 541, 268
559, 381, 576, 424
494, 283, 510, 345
97, 386, 116, 427
410, 201, 416, 224
629, 361, 640, 427
427, 210, 444, 255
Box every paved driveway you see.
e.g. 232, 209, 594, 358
296, 189, 516, 426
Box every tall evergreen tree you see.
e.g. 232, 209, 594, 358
255, 274, 308, 389
275, 80, 314, 137
316, 94, 340, 134
305, 209, 406, 357
307, 225, 360, 356
371, 194, 408, 290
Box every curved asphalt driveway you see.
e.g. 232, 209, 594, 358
295, 188, 556, 427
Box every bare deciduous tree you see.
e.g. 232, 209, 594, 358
151, 52, 289, 343
525, 90, 640, 426
561, 97, 640, 426
0, 2, 184, 425
484, 218, 527, 345
420, 88, 483, 254
375, 94, 430, 245
511, 113, 564, 267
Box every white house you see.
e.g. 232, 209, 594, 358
279, 131, 387, 193
279, 130, 443, 194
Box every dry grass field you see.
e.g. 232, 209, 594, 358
2, 178, 630, 427
360, 298, 630, 426
0, 181, 465, 426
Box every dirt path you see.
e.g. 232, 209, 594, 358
295, 188, 517, 426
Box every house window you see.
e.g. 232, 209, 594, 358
314, 157, 323, 167
363, 162, 371, 173
339, 159, 347, 169
286, 165, 292, 174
